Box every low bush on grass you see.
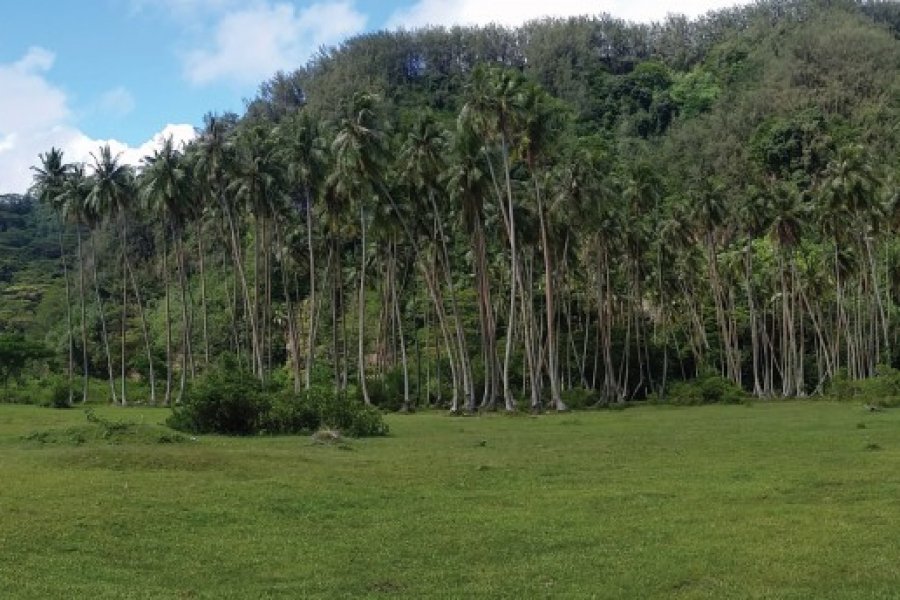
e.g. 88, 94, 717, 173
167, 357, 389, 437
560, 388, 599, 410
25, 409, 187, 445
665, 374, 748, 406
827, 366, 900, 407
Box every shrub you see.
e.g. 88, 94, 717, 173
827, 366, 900, 407
367, 368, 406, 411
168, 360, 389, 438
320, 391, 390, 437
46, 380, 72, 409
167, 358, 268, 435
560, 388, 599, 410
666, 374, 748, 406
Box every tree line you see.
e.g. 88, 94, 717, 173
27, 0, 900, 411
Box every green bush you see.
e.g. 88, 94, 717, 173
167, 358, 268, 435
321, 393, 390, 437
367, 368, 406, 411
666, 374, 748, 406
827, 366, 900, 407
168, 358, 389, 438
561, 388, 599, 410
46, 380, 72, 409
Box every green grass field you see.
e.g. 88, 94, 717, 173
1, 401, 899, 599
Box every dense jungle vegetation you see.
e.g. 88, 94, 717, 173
6, 0, 900, 415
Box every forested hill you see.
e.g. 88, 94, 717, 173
14, 0, 900, 410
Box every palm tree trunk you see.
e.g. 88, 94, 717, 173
163, 229, 173, 406
358, 203, 371, 405
75, 227, 89, 403
177, 235, 190, 403
120, 215, 128, 406
534, 175, 565, 411
56, 217, 74, 405
126, 250, 156, 405
305, 188, 317, 390
196, 219, 210, 367
89, 234, 117, 404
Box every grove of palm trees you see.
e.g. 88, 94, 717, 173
8, 0, 900, 418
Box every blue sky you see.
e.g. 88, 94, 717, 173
0, 0, 748, 193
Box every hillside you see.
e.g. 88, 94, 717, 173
7, 0, 900, 408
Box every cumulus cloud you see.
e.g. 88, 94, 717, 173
387, 0, 752, 28
183, 1, 367, 86
0, 48, 195, 194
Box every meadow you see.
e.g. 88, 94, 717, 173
1, 401, 899, 599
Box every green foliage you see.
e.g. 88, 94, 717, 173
265, 387, 389, 437
25, 408, 187, 445
560, 387, 598, 410
665, 374, 749, 406
0, 334, 50, 387
168, 356, 389, 437
670, 68, 720, 118
167, 357, 267, 435
367, 368, 406, 411
827, 366, 900, 407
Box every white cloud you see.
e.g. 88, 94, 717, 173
387, 0, 752, 28
0, 48, 195, 195
99, 86, 137, 118
183, 1, 366, 86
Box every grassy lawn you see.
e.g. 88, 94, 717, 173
1, 401, 899, 599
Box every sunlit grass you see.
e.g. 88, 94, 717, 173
1, 401, 899, 598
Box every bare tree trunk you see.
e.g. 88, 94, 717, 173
162, 229, 173, 406
177, 235, 190, 404
120, 215, 128, 406
55, 217, 74, 405
125, 248, 156, 405
89, 234, 117, 405
358, 203, 371, 405
197, 218, 210, 367
535, 175, 566, 411
75, 227, 89, 403
305, 188, 317, 390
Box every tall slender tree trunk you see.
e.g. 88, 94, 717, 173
196, 218, 210, 367
75, 227, 89, 403
89, 234, 117, 404
126, 249, 156, 405
56, 217, 74, 405
358, 203, 371, 405
162, 229, 173, 406
305, 187, 317, 390
120, 215, 128, 406
535, 175, 566, 411
177, 235, 190, 404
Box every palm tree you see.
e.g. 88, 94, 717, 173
276, 111, 328, 389
87, 145, 136, 406
60, 165, 93, 403
460, 65, 531, 411
140, 137, 188, 405
446, 124, 501, 410
330, 92, 390, 405
519, 80, 568, 411
31, 148, 74, 405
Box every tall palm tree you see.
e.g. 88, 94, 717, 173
31, 148, 74, 405
276, 111, 328, 389
140, 137, 188, 405
330, 92, 390, 405
87, 145, 136, 406
60, 165, 93, 403
446, 124, 501, 410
